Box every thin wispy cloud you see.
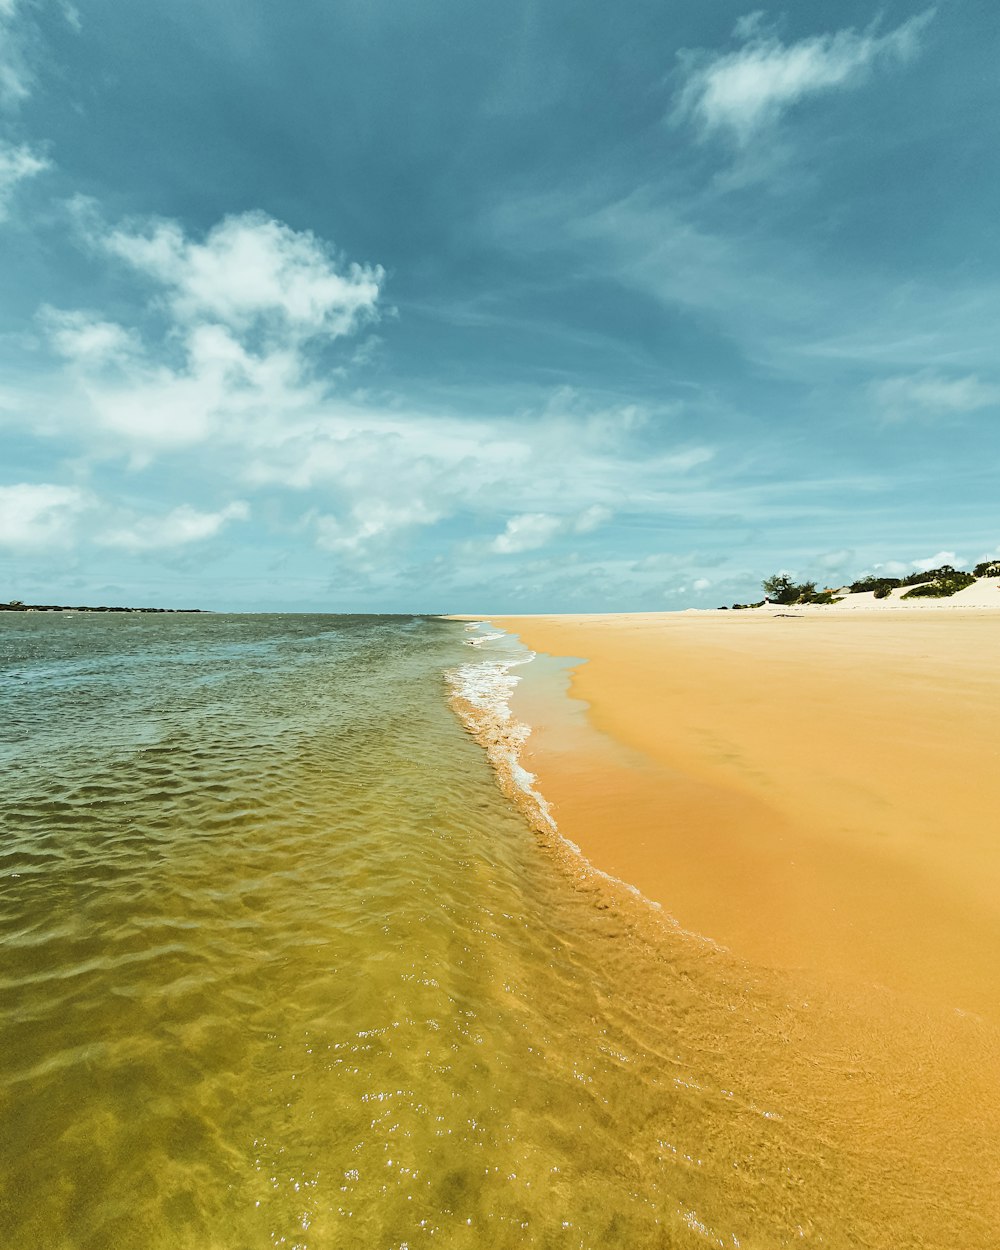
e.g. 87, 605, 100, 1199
0, 0, 32, 108
0, 0, 996, 609
312, 500, 443, 556
0, 2, 79, 225
99, 502, 251, 552
0, 141, 48, 218
677, 10, 935, 146
873, 371, 1000, 420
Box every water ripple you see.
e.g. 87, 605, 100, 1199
1, 614, 997, 1249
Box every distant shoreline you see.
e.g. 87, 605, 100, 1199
1, 603, 207, 614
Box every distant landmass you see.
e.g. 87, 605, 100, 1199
2, 600, 206, 614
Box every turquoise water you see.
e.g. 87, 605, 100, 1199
1, 613, 996, 1249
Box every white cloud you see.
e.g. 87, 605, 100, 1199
313, 499, 442, 554
491, 505, 612, 554
28, 206, 726, 570
491, 512, 564, 554
871, 560, 909, 578
0, 0, 31, 108
573, 503, 612, 533
100, 211, 383, 341
41, 307, 139, 363
816, 548, 854, 572
911, 550, 958, 572
0, 0, 80, 110
678, 10, 934, 145
41, 210, 383, 451
873, 371, 1000, 419
0, 140, 47, 217
99, 501, 250, 551
0, 482, 91, 549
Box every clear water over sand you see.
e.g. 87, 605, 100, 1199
2, 614, 997, 1248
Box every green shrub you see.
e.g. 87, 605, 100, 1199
901, 564, 960, 587
901, 571, 976, 599
973, 560, 1000, 578
849, 576, 901, 596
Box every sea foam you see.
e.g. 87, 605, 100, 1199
446, 624, 555, 834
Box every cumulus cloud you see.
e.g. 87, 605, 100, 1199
99, 211, 383, 341
27, 206, 720, 569
0, 482, 91, 549
41, 209, 381, 449
312, 500, 442, 554
491, 505, 612, 554
911, 550, 958, 571
98, 501, 250, 551
0, 140, 48, 217
873, 371, 1000, 419
491, 513, 564, 554
678, 10, 934, 145
41, 307, 140, 363
871, 560, 910, 578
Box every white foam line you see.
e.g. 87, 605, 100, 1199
446, 648, 556, 833
446, 626, 727, 953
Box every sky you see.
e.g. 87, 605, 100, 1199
1, 0, 998, 611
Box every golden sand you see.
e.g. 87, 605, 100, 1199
490, 609, 1000, 1018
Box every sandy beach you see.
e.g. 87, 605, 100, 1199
489, 605, 1000, 1018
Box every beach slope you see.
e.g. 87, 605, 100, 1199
490, 609, 1000, 1016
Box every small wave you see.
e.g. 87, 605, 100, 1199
446, 628, 727, 953
446, 644, 555, 836
463, 632, 504, 648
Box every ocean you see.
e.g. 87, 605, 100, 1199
1, 613, 995, 1249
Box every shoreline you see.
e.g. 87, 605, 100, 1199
476, 607, 1000, 1019
449, 607, 1000, 1241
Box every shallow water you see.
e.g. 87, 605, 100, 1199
1, 614, 998, 1249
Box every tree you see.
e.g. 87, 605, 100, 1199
762, 573, 796, 603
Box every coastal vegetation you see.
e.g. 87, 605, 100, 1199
846, 564, 977, 598
760, 574, 842, 606
722, 561, 997, 610
900, 569, 976, 598
2, 600, 205, 613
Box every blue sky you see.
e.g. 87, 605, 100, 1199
1, 0, 998, 610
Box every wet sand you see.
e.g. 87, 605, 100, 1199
489, 609, 1000, 1018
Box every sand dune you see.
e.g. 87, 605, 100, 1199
761, 574, 1000, 611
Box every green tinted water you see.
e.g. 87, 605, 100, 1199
1, 614, 997, 1249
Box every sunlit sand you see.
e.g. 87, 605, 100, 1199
489, 606, 1000, 1016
